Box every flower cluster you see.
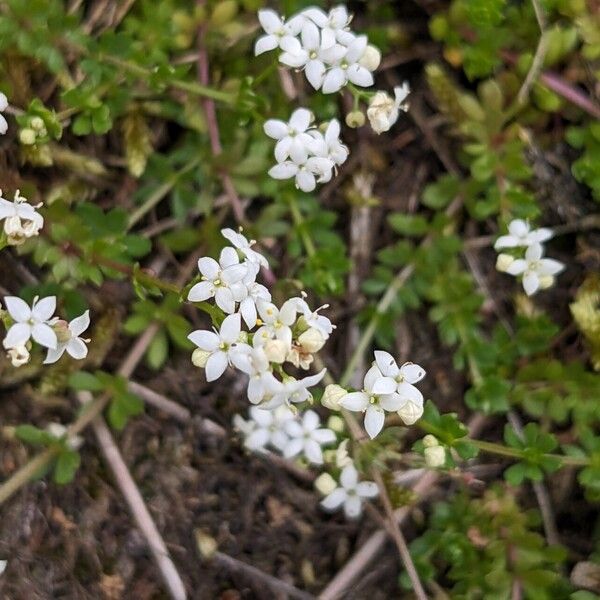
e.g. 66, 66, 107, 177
0, 190, 44, 246
334, 351, 426, 439
1, 295, 90, 367
494, 219, 565, 296
255, 6, 378, 94
187, 228, 334, 408
265, 108, 348, 192
233, 406, 335, 465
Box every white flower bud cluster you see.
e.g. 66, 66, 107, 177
1, 295, 90, 367
265, 108, 348, 192
0, 190, 44, 246
494, 219, 564, 296
255, 6, 379, 94
187, 228, 335, 409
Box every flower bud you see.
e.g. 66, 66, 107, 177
7, 345, 30, 367
359, 45, 382, 71
422, 434, 439, 448
314, 472, 337, 496
53, 319, 72, 344
538, 275, 555, 290
424, 444, 446, 468
335, 439, 352, 468
191, 348, 211, 368
367, 91, 397, 134
298, 328, 325, 353
322, 384, 347, 411
19, 128, 36, 145
327, 415, 345, 433
345, 110, 365, 128
30, 116, 45, 131
397, 401, 423, 426
496, 253, 515, 273
263, 339, 288, 363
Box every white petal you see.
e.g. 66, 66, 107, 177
289, 108, 311, 132
531, 228, 553, 243
66, 337, 88, 360
279, 51, 308, 68
344, 496, 363, 519
32, 296, 56, 322
340, 464, 358, 489
301, 21, 320, 51
255, 34, 278, 56
239, 297, 257, 329
506, 259, 527, 276
494, 234, 519, 250
289, 138, 309, 164
340, 391, 368, 411
220, 313, 241, 344
258, 9, 282, 34
508, 219, 529, 237
379, 393, 404, 412
247, 377, 265, 403
31, 323, 58, 349
357, 481, 379, 498
371, 376, 397, 395
279, 36, 303, 56
312, 428, 336, 444
269, 162, 298, 180
245, 428, 270, 451
188, 330, 220, 351
346, 35, 368, 63
397, 382, 423, 403
363, 364, 383, 393
296, 170, 316, 192
302, 409, 320, 431
205, 351, 228, 381
222, 265, 247, 286
374, 350, 398, 377
0, 92, 7, 111
4, 323, 31, 347
219, 246, 240, 268
322, 68, 346, 94
347, 64, 373, 87
320, 27, 337, 50
271, 430, 289, 452
264, 119, 288, 140
198, 256, 220, 280
285, 420, 304, 438
274, 136, 293, 162
43, 345, 66, 365
321, 488, 347, 511
4, 296, 31, 321
249, 406, 273, 426
525, 243, 543, 262
523, 272, 540, 296
215, 287, 235, 313
283, 437, 304, 459
0, 114, 7, 135
304, 439, 324, 464
400, 362, 426, 384
364, 406, 385, 439
69, 310, 90, 337
302, 8, 328, 27
539, 258, 564, 276
188, 280, 214, 302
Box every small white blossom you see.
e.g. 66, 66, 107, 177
254, 298, 300, 348
0, 190, 44, 245
233, 405, 296, 453
297, 298, 335, 338
0, 92, 8, 134
46, 423, 84, 450
44, 310, 91, 364
505, 243, 564, 296
494, 219, 553, 250
321, 35, 373, 94
254, 9, 304, 56
2, 295, 58, 350
187, 248, 248, 313
262, 369, 327, 409
230, 341, 277, 404
187, 313, 242, 382
367, 83, 410, 134
282, 409, 336, 464
269, 156, 335, 192
264, 108, 316, 164
221, 228, 269, 268
340, 364, 407, 439
320, 463, 378, 519
302, 5, 353, 48
238, 262, 272, 329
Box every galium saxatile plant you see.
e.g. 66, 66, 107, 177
0, 189, 44, 246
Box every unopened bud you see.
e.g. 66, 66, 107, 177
322, 384, 347, 411
359, 45, 382, 71
263, 339, 288, 363
327, 415, 345, 433
538, 275, 555, 290
53, 320, 71, 344
422, 434, 439, 448
424, 445, 446, 468
397, 401, 423, 426
30, 117, 45, 131
496, 253, 515, 273
345, 110, 365, 128
335, 439, 352, 468
7, 345, 30, 367
191, 348, 211, 368
314, 472, 337, 496
19, 128, 36, 145
298, 328, 325, 353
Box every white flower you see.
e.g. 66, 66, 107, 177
321, 35, 374, 94
0, 190, 44, 245
358, 45, 381, 71
297, 298, 335, 337
0, 92, 8, 134
254, 298, 300, 348
505, 243, 564, 296
238, 263, 272, 329
283, 409, 336, 464
262, 369, 327, 409
310, 120, 349, 169
320, 463, 378, 519
254, 9, 304, 56
302, 5, 353, 48
279, 21, 346, 90
7, 344, 30, 367
367, 83, 410, 134
230, 341, 278, 404
340, 364, 406, 439
44, 310, 90, 364
321, 384, 347, 410
46, 423, 84, 450
494, 219, 553, 250
234, 405, 296, 453
264, 108, 316, 164
187, 247, 248, 313
221, 228, 269, 268
2, 295, 58, 350
269, 156, 335, 192
187, 313, 241, 382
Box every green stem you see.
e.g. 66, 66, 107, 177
471, 439, 588, 467
288, 194, 316, 257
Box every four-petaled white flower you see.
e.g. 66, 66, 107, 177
254, 9, 303, 56
367, 83, 411, 134
2, 295, 58, 350
340, 364, 406, 439
221, 227, 269, 269
0, 92, 8, 135
322, 35, 373, 94
187, 247, 248, 313
188, 313, 242, 381
312, 119, 349, 168
254, 298, 300, 348
264, 108, 317, 164
263, 369, 327, 409
302, 6, 353, 48
233, 405, 296, 453
494, 219, 553, 250
230, 342, 278, 404
44, 310, 91, 364
269, 156, 335, 192
0, 190, 44, 245
283, 409, 336, 464
505, 243, 564, 296
320, 463, 378, 519
238, 263, 272, 329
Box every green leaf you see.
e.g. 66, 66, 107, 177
68, 371, 103, 392
53, 449, 81, 485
